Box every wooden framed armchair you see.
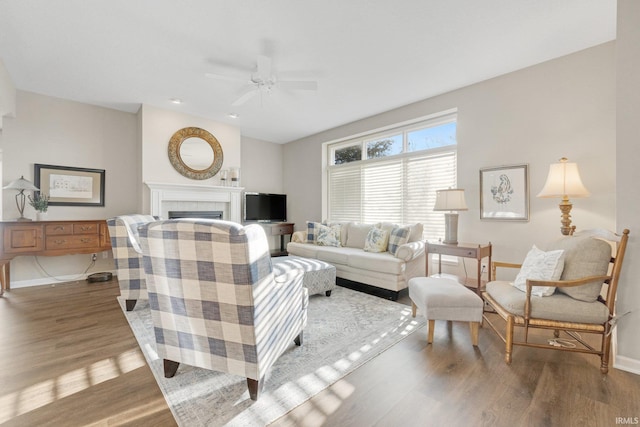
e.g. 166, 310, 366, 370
482, 229, 629, 374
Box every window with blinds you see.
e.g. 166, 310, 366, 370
326, 113, 457, 240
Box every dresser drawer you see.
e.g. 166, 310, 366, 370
73, 223, 99, 235
46, 235, 101, 250
46, 223, 74, 235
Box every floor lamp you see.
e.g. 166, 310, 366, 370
537, 157, 590, 235
434, 188, 468, 244
3, 176, 40, 221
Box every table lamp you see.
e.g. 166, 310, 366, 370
537, 157, 590, 235
3, 176, 40, 221
434, 188, 468, 244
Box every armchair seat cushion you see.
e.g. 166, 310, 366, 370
487, 281, 610, 325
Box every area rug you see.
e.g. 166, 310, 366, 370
119, 286, 425, 426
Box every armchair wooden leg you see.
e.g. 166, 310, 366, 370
411, 302, 417, 318
294, 331, 303, 346
601, 335, 612, 374
505, 316, 514, 364
125, 299, 137, 311
163, 359, 180, 378
427, 319, 435, 344
247, 378, 261, 401
470, 322, 479, 346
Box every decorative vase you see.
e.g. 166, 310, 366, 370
36, 211, 48, 221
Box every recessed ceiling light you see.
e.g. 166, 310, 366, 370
228, 113, 239, 119
169, 98, 182, 104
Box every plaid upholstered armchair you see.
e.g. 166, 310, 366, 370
107, 214, 158, 311
139, 219, 309, 401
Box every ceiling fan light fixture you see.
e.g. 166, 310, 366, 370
228, 113, 239, 119
169, 98, 183, 104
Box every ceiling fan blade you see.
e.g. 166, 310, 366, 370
278, 80, 318, 91
256, 55, 272, 79
205, 72, 247, 82
232, 87, 258, 106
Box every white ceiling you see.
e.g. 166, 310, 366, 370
0, 0, 616, 144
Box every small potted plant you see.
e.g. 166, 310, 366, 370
28, 193, 50, 220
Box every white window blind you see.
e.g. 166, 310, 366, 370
326, 114, 457, 240
328, 150, 456, 239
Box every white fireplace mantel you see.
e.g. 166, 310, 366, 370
145, 182, 244, 223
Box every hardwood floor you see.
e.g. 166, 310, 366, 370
0, 279, 176, 427
2, 280, 639, 426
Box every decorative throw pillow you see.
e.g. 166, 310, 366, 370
387, 226, 410, 256
512, 245, 565, 297
316, 224, 341, 247
306, 221, 323, 244
364, 227, 390, 253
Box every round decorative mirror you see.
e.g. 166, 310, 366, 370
168, 127, 224, 180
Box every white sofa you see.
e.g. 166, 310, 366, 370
286, 221, 426, 299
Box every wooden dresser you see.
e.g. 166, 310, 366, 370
0, 219, 111, 292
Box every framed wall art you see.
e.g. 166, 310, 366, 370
479, 164, 529, 221
34, 164, 105, 207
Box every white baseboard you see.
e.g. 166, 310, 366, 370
9, 270, 116, 289
615, 354, 640, 375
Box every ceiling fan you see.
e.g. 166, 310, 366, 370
206, 55, 318, 106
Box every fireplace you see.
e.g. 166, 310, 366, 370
146, 182, 244, 223
168, 210, 223, 220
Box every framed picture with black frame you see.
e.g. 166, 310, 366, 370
34, 164, 105, 207
479, 163, 529, 221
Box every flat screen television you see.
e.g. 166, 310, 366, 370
244, 192, 287, 223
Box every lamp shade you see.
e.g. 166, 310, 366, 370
537, 158, 589, 198
434, 188, 468, 211
3, 176, 39, 191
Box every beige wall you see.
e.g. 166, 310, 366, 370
0, 90, 139, 284
139, 104, 241, 212
615, 0, 640, 373
0, 59, 16, 130
241, 136, 284, 194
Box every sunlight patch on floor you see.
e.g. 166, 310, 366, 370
0, 349, 146, 423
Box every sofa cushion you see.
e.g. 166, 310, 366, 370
286, 242, 319, 259
346, 223, 374, 248
348, 250, 405, 275
364, 227, 389, 253
512, 245, 565, 297
547, 235, 612, 302
408, 223, 424, 243
314, 246, 361, 265
487, 281, 609, 324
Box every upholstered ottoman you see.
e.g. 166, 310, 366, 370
272, 256, 337, 296
408, 276, 483, 346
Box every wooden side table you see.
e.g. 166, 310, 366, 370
426, 241, 492, 295
268, 222, 294, 257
